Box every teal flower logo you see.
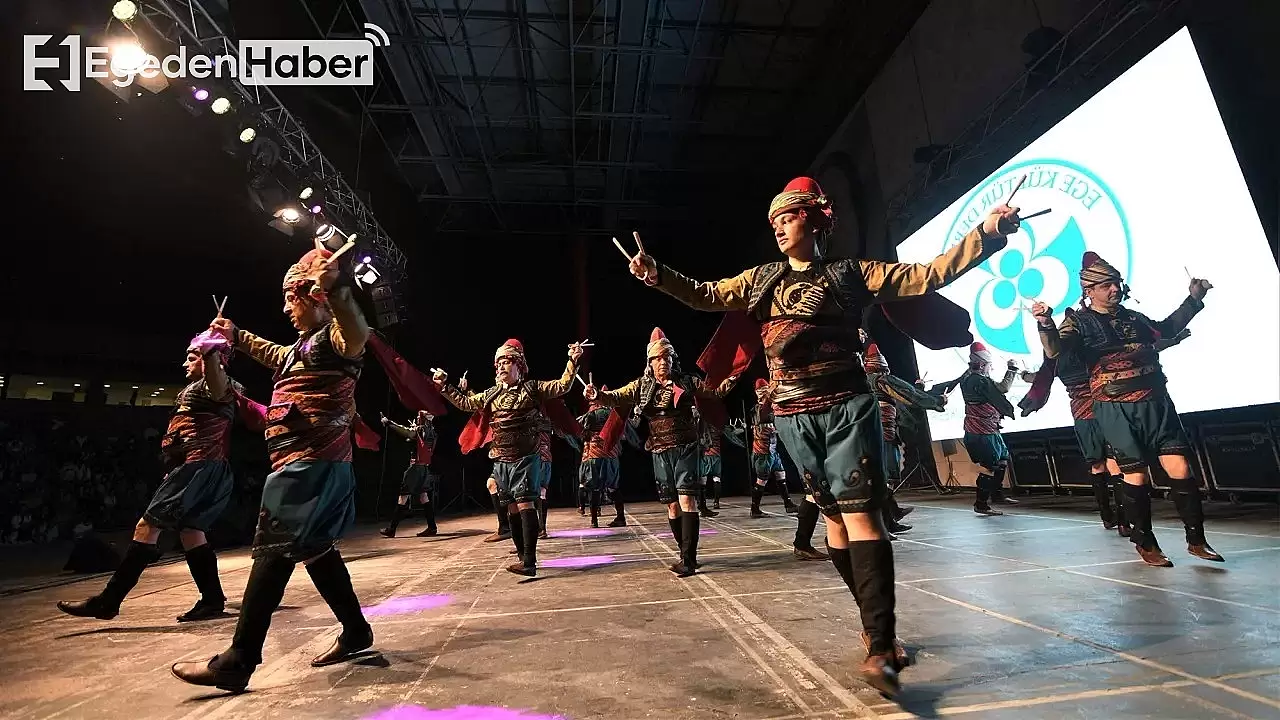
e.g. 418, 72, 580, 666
941, 159, 1133, 357
973, 219, 1085, 354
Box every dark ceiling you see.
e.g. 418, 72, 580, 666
325, 0, 930, 238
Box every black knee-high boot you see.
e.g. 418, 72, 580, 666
711, 478, 721, 507
698, 483, 718, 517
172, 553, 295, 690
417, 497, 437, 536
827, 544, 858, 600
306, 549, 374, 666
1111, 476, 1130, 533
750, 485, 765, 515
177, 543, 227, 622
492, 494, 510, 537
849, 540, 897, 657
1120, 481, 1167, 560
226, 555, 295, 666
382, 503, 410, 537
509, 508, 539, 576
673, 510, 699, 576
508, 510, 525, 561
609, 498, 626, 527
1169, 478, 1223, 561
668, 515, 683, 547
777, 476, 797, 511
1091, 472, 1116, 526
973, 474, 999, 514
991, 464, 1015, 503
537, 498, 549, 537
58, 540, 161, 618
793, 499, 825, 558
588, 489, 600, 528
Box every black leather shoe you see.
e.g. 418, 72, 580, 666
177, 599, 229, 623
416, 527, 438, 537
312, 626, 374, 667
171, 655, 252, 692
57, 597, 118, 620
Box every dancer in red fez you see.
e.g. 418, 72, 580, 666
578, 385, 634, 528
618, 176, 1022, 696
934, 342, 1020, 515
1034, 252, 1221, 567
749, 379, 797, 517
1021, 309, 1189, 536
379, 410, 440, 538
583, 328, 736, 576
59, 329, 243, 624
859, 338, 947, 534
173, 246, 376, 691
434, 338, 584, 576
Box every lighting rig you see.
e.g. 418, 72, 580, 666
96, 0, 406, 326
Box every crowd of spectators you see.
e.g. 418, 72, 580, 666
0, 401, 265, 549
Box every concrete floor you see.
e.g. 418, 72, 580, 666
3, 492, 1278, 720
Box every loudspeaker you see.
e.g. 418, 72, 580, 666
1201, 423, 1280, 493
1048, 434, 1094, 489
1009, 441, 1054, 488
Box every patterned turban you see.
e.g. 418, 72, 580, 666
767, 177, 835, 229
282, 248, 333, 295
188, 329, 233, 363
1080, 251, 1123, 288
495, 338, 528, 373
646, 327, 674, 360
969, 341, 993, 368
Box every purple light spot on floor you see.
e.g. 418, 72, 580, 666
655, 528, 719, 539
362, 594, 453, 618
549, 527, 617, 538
362, 705, 567, 720
541, 554, 616, 568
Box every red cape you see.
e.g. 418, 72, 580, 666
367, 334, 449, 417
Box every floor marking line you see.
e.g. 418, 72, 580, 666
631, 513, 878, 717
174, 533, 491, 720
898, 536, 1280, 614
902, 584, 1280, 712
624, 512, 817, 715
908, 501, 1280, 540
1157, 686, 1260, 720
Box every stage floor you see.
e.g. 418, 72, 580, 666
3, 493, 1278, 720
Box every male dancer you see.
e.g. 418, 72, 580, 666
749, 380, 797, 517
434, 339, 583, 576
1033, 252, 1221, 566
861, 339, 947, 533
379, 410, 439, 538
59, 330, 239, 623
583, 328, 735, 576
578, 386, 626, 528
173, 246, 375, 691
621, 176, 1021, 695
699, 420, 732, 511
935, 343, 1019, 515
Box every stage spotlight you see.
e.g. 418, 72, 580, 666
269, 206, 304, 236
192, 87, 209, 101
354, 259, 381, 287
239, 127, 256, 143
109, 41, 147, 76
310, 204, 323, 214
211, 97, 231, 114
112, 1, 139, 22
299, 186, 314, 200
315, 223, 337, 242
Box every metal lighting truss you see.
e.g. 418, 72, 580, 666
886, 0, 1183, 241
134, 0, 409, 284
291, 0, 929, 237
